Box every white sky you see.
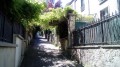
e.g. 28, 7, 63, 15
61, 0, 70, 7
55, 0, 70, 7
36, 0, 70, 7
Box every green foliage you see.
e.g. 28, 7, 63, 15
0, 0, 76, 31
1, 0, 23, 20
76, 14, 94, 22
0, 0, 46, 31
37, 6, 77, 29
37, 6, 77, 38
21, 2, 39, 21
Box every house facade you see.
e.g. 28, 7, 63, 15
68, 0, 120, 19
66, 0, 81, 13
80, 0, 120, 19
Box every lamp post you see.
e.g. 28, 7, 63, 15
68, 13, 76, 47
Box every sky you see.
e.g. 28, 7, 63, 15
35, 0, 71, 7
55, 0, 70, 7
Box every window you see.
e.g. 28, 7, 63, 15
81, 0, 85, 12
99, 0, 107, 5
100, 7, 108, 19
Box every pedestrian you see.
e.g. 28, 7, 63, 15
47, 29, 52, 42
41, 31, 43, 36
44, 29, 48, 39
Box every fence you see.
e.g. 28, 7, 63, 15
72, 13, 120, 46
0, 11, 25, 43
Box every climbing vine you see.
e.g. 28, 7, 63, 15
0, 0, 46, 31
38, 6, 77, 29
0, 0, 77, 31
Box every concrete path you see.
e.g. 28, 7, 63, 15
20, 35, 76, 67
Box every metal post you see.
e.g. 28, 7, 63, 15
101, 22, 104, 42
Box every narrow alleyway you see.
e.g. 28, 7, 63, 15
20, 35, 76, 67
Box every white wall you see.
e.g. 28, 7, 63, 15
15, 37, 22, 67
13, 34, 27, 67
79, 0, 119, 19
0, 42, 16, 67
68, 0, 81, 14
96, 0, 118, 18
89, 0, 99, 18
0, 34, 27, 67
80, 0, 100, 18
75, 0, 81, 13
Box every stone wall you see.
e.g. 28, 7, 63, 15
74, 45, 120, 67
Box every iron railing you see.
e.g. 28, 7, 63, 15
72, 13, 120, 46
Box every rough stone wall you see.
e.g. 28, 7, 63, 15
77, 48, 120, 67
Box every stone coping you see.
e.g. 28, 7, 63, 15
68, 45, 120, 49
13, 34, 24, 40
0, 34, 25, 48
0, 41, 17, 48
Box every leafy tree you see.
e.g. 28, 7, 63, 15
0, 0, 46, 31
0, 0, 77, 32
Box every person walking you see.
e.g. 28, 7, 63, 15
47, 29, 52, 42
44, 29, 48, 39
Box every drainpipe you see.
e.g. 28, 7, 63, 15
88, 0, 90, 14
117, 0, 120, 12
74, 0, 77, 10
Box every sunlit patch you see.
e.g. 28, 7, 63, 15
52, 60, 76, 67
30, 36, 77, 67
40, 39, 47, 41
39, 43, 59, 49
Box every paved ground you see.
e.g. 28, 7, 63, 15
20, 35, 77, 67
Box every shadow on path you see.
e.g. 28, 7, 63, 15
20, 36, 76, 67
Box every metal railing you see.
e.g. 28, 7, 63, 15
72, 13, 120, 46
